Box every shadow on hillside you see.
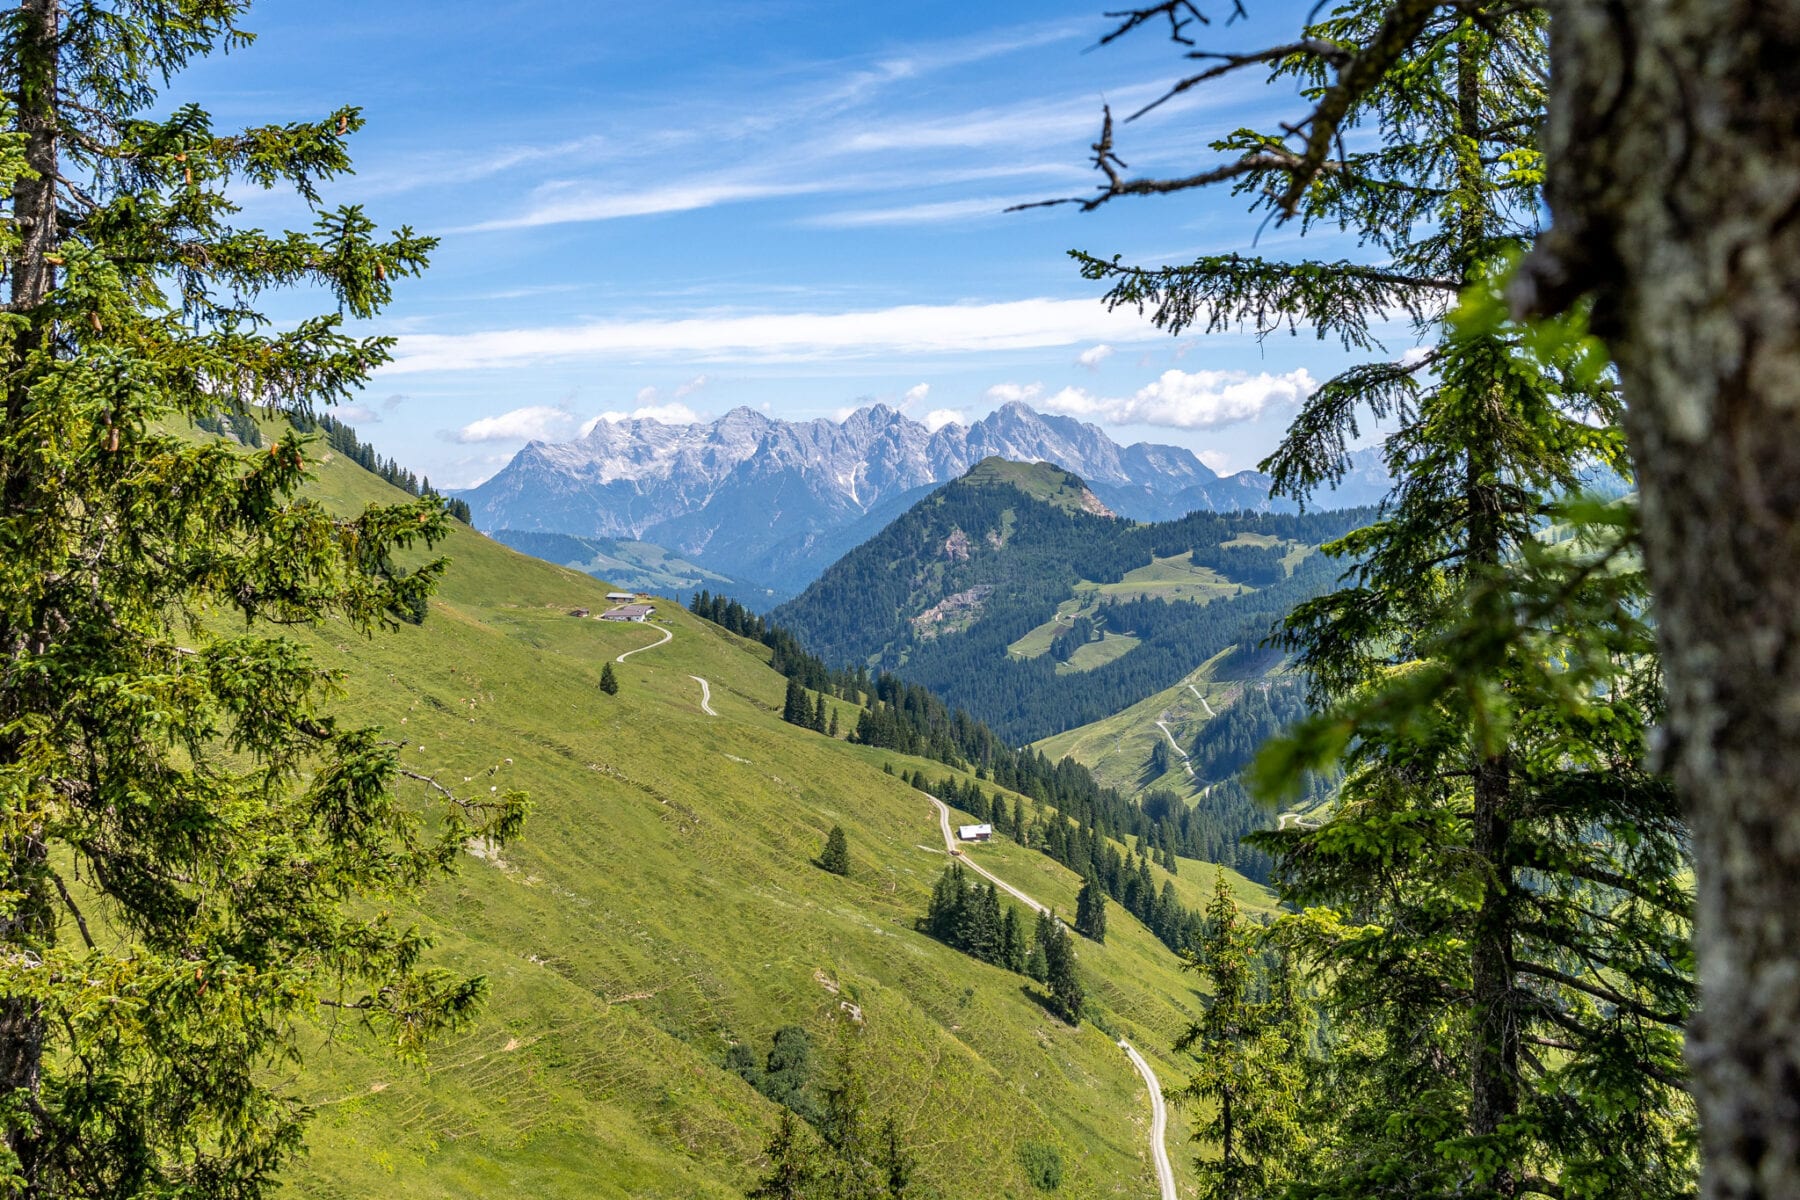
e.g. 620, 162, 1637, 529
1018, 983, 1074, 1026
1210, 643, 1284, 682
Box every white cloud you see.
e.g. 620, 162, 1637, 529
580, 402, 702, 435
674, 374, 710, 398
1398, 345, 1435, 367
453, 405, 575, 443
635, 385, 660, 405
923, 408, 967, 432
1076, 343, 1113, 369
984, 381, 1044, 404
901, 383, 931, 409
383, 299, 1162, 374
1198, 449, 1232, 473
1041, 368, 1317, 430
333, 403, 381, 425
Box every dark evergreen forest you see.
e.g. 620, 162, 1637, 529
772, 473, 1371, 743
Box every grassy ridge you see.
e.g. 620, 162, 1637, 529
269, 438, 1268, 1198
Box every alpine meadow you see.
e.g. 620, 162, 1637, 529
2, 2, 1797, 1200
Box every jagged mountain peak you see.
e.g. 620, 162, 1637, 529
458, 401, 1387, 598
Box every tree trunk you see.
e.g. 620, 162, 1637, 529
1519, 3, 1800, 1196
1458, 20, 1519, 1168
0, 0, 60, 1184
8, 0, 59, 322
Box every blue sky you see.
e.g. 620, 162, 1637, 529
175, 0, 1420, 487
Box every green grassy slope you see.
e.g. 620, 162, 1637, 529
959, 456, 1115, 515
268, 439, 1254, 1199
1034, 650, 1242, 798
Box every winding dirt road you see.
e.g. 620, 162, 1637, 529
1154, 720, 1197, 779
615, 622, 673, 663
689, 675, 717, 716
1187, 685, 1217, 717
925, 793, 1177, 1200
1121, 1038, 1177, 1200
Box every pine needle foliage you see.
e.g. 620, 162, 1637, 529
1176, 877, 1313, 1200
1066, 2, 1695, 1196
0, 2, 525, 1193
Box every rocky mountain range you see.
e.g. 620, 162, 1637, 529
459, 401, 1388, 599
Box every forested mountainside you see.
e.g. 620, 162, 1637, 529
459, 401, 1388, 599
773, 458, 1373, 743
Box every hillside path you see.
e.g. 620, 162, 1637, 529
1154, 721, 1197, 779
925, 793, 1177, 1200
1187, 685, 1217, 717
689, 676, 717, 716
615, 622, 673, 663
1121, 1039, 1177, 1200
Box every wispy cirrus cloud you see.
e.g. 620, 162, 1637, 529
807, 196, 1039, 228
456, 178, 832, 232
383, 298, 1164, 373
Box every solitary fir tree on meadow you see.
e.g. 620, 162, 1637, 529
600, 661, 620, 695
0, 0, 525, 1189
820, 825, 850, 876
1058, 2, 1694, 1191
1036, 914, 1083, 1025
1073, 876, 1107, 943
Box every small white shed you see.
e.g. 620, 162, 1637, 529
957, 824, 993, 842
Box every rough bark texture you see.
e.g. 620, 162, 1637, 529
1518, 3, 1800, 1196
0, 0, 59, 1182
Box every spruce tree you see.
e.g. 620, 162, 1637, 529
762, 1026, 820, 1124
818, 1025, 882, 1200
747, 1109, 819, 1200
1000, 907, 1027, 975
782, 677, 807, 726
1063, 3, 1694, 1193
876, 1115, 914, 1199
1177, 877, 1312, 1200
0, 2, 527, 1189
599, 661, 620, 695
1074, 876, 1107, 944
820, 825, 851, 876
1039, 916, 1082, 1025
